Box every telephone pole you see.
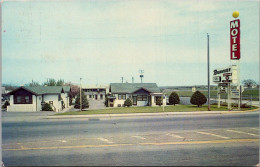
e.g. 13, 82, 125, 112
139, 70, 144, 83
207, 33, 211, 111
121, 77, 123, 83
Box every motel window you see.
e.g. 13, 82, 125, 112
122, 94, 126, 100
118, 94, 126, 100
89, 95, 92, 98
137, 95, 142, 101
17, 96, 21, 103
142, 96, 147, 101
137, 95, 147, 101
14, 95, 32, 104
25, 96, 30, 103
100, 94, 103, 100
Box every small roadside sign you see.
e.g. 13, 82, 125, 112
231, 90, 240, 98
219, 87, 227, 94
218, 83, 228, 87
192, 87, 196, 92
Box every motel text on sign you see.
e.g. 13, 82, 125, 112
230, 19, 240, 60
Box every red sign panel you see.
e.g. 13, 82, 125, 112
230, 19, 240, 60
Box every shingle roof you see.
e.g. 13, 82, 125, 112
110, 83, 161, 93
8, 86, 71, 95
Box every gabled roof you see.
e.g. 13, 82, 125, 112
110, 83, 161, 93
8, 86, 71, 95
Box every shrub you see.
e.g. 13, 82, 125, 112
169, 92, 180, 106
124, 98, 132, 107
104, 95, 109, 107
241, 103, 251, 108
190, 91, 207, 107
156, 96, 163, 106
74, 90, 89, 110
42, 103, 53, 111
232, 103, 238, 107
2, 101, 10, 109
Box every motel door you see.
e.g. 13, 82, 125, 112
95, 95, 98, 100
133, 96, 137, 105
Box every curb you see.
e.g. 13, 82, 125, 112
45, 107, 259, 119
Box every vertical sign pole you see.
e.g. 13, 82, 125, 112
240, 85, 242, 108
80, 78, 82, 111
228, 83, 231, 110
207, 33, 211, 111
218, 87, 221, 108
237, 60, 240, 110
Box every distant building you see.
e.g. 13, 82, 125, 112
7, 86, 71, 112
108, 83, 166, 107
82, 84, 109, 102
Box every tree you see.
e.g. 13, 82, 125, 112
156, 96, 163, 106
242, 79, 257, 88
104, 94, 109, 107
124, 98, 132, 107
43, 78, 57, 86
74, 90, 89, 110
190, 91, 207, 107
26, 80, 41, 87
2, 101, 10, 109
169, 92, 180, 106
64, 82, 80, 98
56, 79, 65, 86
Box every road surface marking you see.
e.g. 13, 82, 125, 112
250, 128, 259, 131
227, 129, 258, 136
97, 138, 114, 144
166, 133, 184, 139
141, 138, 259, 146
3, 143, 133, 151
59, 140, 67, 143
197, 131, 230, 139
132, 136, 146, 140
3, 139, 258, 151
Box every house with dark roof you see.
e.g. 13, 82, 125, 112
108, 83, 166, 107
7, 86, 71, 112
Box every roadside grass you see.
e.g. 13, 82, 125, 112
54, 105, 258, 115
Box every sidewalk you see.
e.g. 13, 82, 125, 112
45, 108, 259, 119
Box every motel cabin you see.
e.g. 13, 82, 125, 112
7, 86, 71, 112
107, 83, 166, 107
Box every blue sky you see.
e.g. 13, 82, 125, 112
2, 0, 259, 86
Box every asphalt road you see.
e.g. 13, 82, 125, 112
2, 111, 259, 166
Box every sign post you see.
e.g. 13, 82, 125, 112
212, 11, 241, 111
230, 11, 241, 110
217, 86, 221, 108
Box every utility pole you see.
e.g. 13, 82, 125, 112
80, 77, 82, 111
121, 77, 123, 83
132, 77, 134, 83
207, 33, 211, 111
139, 70, 144, 83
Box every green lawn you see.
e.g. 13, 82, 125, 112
164, 89, 259, 100
55, 105, 258, 115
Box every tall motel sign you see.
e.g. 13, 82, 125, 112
213, 12, 242, 110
